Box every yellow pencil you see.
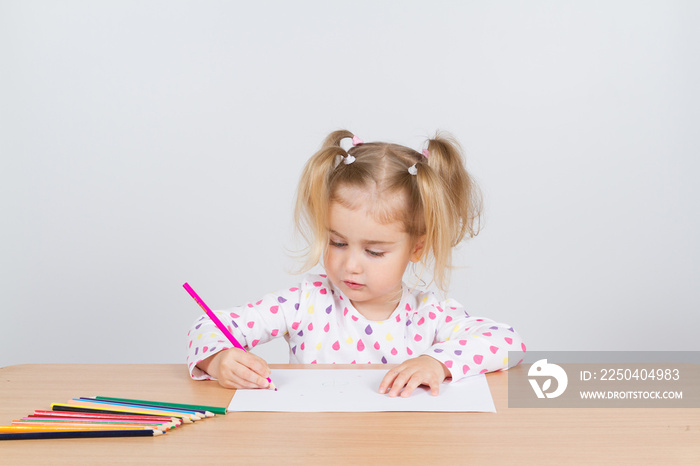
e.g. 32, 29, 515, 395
12, 420, 173, 431
16, 418, 176, 429
68, 399, 203, 420
52, 402, 199, 423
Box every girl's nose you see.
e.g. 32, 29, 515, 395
344, 250, 362, 274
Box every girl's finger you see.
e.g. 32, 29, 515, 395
400, 375, 424, 398
387, 370, 415, 398
239, 352, 272, 380
231, 363, 270, 388
428, 377, 441, 396
218, 371, 260, 389
378, 367, 401, 394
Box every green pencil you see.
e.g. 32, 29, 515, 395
95, 397, 226, 416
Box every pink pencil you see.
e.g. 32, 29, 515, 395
183, 282, 277, 391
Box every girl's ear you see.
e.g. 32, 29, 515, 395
410, 236, 426, 263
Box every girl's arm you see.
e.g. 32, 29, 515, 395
379, 299, 525, 397
186, 284, 302, 380
427, 301, 526, 382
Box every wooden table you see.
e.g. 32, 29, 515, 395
1, 364, 698, 465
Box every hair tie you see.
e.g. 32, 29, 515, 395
408, 163, 418, 176
352, 135, 364, 146
422, 149, 430, 158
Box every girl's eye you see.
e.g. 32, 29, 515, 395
330, 240, 346, 248
367, 250, 385, 258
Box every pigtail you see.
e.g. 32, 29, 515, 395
424, 133, 483, 241
412, 164, 452, 290
293, 130, 357, 272
321, 129, 355, 150
415, 133, 483, 290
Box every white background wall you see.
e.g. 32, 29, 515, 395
1, 1, 698, 368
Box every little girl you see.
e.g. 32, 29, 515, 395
187, 130, 525, 398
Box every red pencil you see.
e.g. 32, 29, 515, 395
183, 282, 277, 390
33, 410, 177, 423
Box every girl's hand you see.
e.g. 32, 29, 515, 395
196, 348, 272, 390
378, 355, 451, 398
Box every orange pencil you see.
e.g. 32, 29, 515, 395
18, 417, 176, 429
12, 420, 173, 431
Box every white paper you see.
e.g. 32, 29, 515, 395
227, 369, 496, 412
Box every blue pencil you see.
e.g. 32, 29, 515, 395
70, 399, 203, 419
77, 398, 214, 417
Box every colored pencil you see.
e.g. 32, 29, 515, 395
33, 410, 178, 421
77, 397, 213, 418
1, 425, 157, 433
0, 429, 163, 440
72, 398, 205, 418
32, 410, 179, 424
13, 420, 174, 431
21, 416, 174, 426
183, 282, 277, 391
51, 403, 197, 423
94, 396, 225, 415
27, 416, 177, 428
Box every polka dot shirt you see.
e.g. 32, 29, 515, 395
187, 274, 526, 382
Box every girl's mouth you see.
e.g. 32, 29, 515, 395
344, 280, 364, 290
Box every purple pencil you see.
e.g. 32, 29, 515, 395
183, 282, 277, 391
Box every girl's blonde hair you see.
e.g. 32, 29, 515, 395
294, 129, 482, 292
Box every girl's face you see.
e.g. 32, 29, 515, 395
324, 188, 423, 321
